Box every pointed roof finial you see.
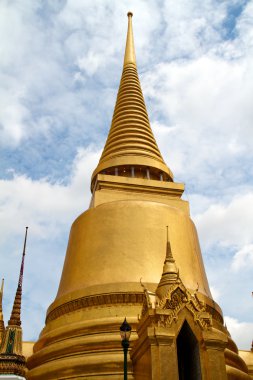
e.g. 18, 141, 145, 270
8, 227, 28, 326
124, 12, 136, 68
18, 226, 28, 288
156, 226, 179, 299
165, 226, 174, 263
162, 226, 178, 275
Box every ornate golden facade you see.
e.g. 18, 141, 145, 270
132, 231, 251, 379
2, 12, 252, 380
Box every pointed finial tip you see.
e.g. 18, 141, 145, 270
166, 226, 169, 241
124, 11, 136, 68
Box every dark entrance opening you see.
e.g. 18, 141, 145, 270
177, 321, 202, 380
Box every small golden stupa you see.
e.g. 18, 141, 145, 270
23, 12, 252, 380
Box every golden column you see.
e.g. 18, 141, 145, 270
27, 13, 250, 380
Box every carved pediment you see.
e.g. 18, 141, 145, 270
141, 279, 212, 330
159, 285, 188, 310
140, 231, 212, 330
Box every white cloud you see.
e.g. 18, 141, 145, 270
236, 1, 253, 52
144, 54, 253, 186
225, 316, 253, 350
0, 90, 30, 145
77, 52, 103, 76
161, 0, 227, 59
0, 147, 100, 242
210, 285, 221, 302
0, 146, 101, 339
194, 193, 253, 250
231, 244, 253, 272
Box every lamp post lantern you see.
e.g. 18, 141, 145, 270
120, 317, 132, 380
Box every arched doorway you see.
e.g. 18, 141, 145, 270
177, 321, 202, 380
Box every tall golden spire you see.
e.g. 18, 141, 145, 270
8, 226, 28, 327
0, 227, 28, 377
0, 279, 4, 347
91, 12, 173, 190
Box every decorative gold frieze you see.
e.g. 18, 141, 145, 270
46, 292, 144, 323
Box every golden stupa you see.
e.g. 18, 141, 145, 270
23, 12, 253, 380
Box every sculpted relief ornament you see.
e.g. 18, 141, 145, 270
140, 228, 212, 331
141, 277, 212, 331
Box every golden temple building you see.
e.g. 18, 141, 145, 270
1, 12, 253, 380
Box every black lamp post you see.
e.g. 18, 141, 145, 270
120, 317, 132, 380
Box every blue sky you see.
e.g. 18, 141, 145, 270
0, 0, 253, 349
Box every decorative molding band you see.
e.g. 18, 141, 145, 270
96, 174, 184, 198
205, 304, 223, 324
0, 354, 26, 376
46, 292, 144, 323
